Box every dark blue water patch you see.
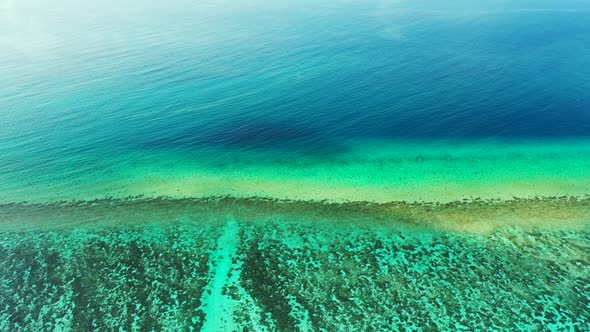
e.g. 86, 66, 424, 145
137, 91, 590, 154
137, 66, 590, 153
201, 121, 317, 147
142, 119, 350, 156
131, 10, 590, 154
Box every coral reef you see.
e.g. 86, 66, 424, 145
0, 197, 588, 330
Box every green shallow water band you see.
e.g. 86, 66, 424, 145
2, 140, 590, 204
1, 197, 589, 330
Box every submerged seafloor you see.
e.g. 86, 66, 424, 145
1, 196, 589, 331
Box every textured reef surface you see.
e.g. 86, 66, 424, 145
1, 197, 588, 331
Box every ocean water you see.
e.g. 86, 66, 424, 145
1, 0, 590, 330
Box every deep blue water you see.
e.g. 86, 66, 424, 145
1, 0, 590, 200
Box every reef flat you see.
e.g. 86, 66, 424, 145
0, 197, 589, 330
2, 195, 590, 233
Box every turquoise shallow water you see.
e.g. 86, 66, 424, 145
1, 139, 590, 205
1, 0, 590, 330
